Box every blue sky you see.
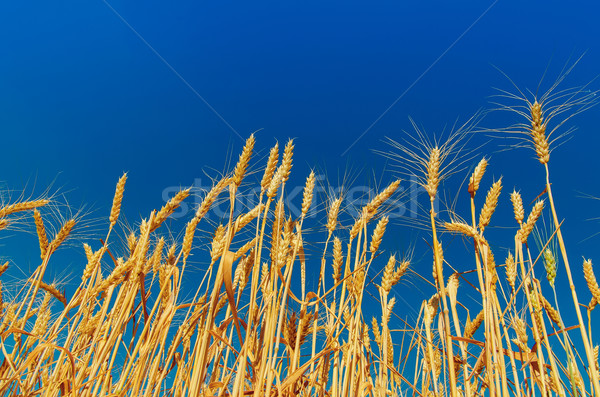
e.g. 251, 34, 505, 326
1, 1, 600, 325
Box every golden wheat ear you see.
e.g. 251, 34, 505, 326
493, 58, 599, 164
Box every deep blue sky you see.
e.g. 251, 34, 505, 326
1, 1, 600, 322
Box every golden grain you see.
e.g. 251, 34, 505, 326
109, 173, 127, 226
33, 209, 49, 259
48, 218, 76, 253
464, 310, 484, 339
365, 179, 400, 220
468, 157, 488, 197
332, 237, 343, 283
301, 171, 316, 217
539, 294, 562, 326
0, 199, 49, 218
326, 196, 342, 234
584, 259, 600, 304
444, 221, 479, 239
1, 128, 597, 397
233, 134, 256, 187
369, 216, 388, 253
425, 147, 440, 199
517, 200, 544, 242
151, 188, 191, 232
261, 143, 279, 193
510, 190, 524, 225
381, 254, 396, 294
280, 139, 294, 183
478, 178, 502, 232
530, 101, 550, 164
505, 251, 516, 291
37, 281, 67, 307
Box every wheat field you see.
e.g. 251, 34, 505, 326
1, 76, 600, 397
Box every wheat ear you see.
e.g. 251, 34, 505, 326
478, 178, 502, 232
33, 209, 49, 259
233, 134, 256, 187
530, 101, 550, 164
261, 143, 279, 193
109, 173, 127, 227
0, 199, 49, 218
468, 157, 488, 197
584, 259, 600, 303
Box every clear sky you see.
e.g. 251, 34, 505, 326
1, 1, 600, 326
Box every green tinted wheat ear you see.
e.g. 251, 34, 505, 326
478, 178, 502, 232
110, 173, 127, 227
530, 101, 550, 164
583, 259, 600, 303
468, 157, 488, 197
233, 134, 255, 187
543, 248, 557, 287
